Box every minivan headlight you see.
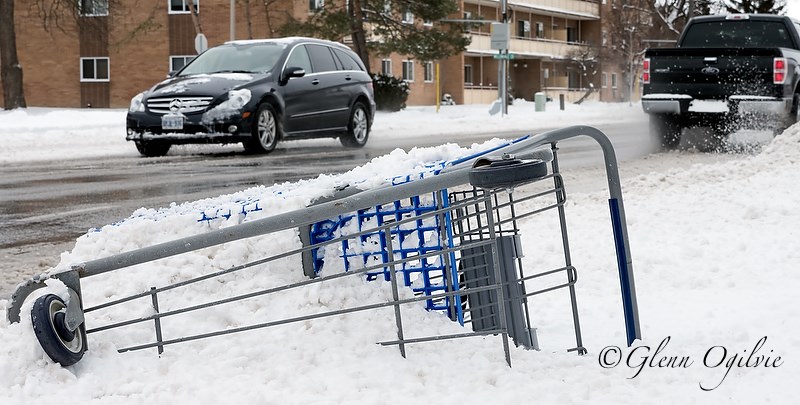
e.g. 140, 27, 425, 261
222, 89, 252, 110
129, 92, 145, 112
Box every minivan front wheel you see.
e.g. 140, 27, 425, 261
135, 140, 171, 157
340, 102, 370, 148
244, 103, 279, 154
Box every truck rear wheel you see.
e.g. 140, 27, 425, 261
650, 115, 682, 149
780, 92, 800, 135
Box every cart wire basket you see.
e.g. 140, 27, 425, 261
7, 126, 641, 368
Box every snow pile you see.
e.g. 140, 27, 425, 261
1, 121, 798, 403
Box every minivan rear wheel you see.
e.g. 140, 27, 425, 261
339, 102, 370, 148
244, 103, 279, 154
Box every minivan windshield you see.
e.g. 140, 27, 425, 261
179, 42, 284, 76
681, 21, 795, 48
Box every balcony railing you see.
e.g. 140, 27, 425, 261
467, 33, 590, 59
465, 0, 600, 19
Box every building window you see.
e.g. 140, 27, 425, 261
517, 20, 530, 37
602, 31, 608, 46
464, 64, 473, 85
568, 71, 579, 89
169, 0, 198, 14
402, 60, 414, 81
611, 73, 617, 89
463, 11, 471, 20
309, 0, 324, 12
602, 72, 608, 88
567, 27, 578, 43
170, 56, 194, 72
424, 62, 433, 82
381, 59, 392, 76
535, 22, 544, 39
423, 19, 433, 27
80, 57, 110, 82
402, 10, 414, 24
80, 0, 109, 16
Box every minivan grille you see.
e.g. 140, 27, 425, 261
147, 96, 214, 114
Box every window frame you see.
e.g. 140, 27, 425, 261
80, 57, 110, 82
169, 0, 199, 15
402, 60, 414, 82
611, 73, 617, 89
80, 0, 109, 17
424, 61, 433, 83
381, 59, 392, 76
517, 20, 530, 38
535, 22, 544, 39
169, 55, 195, 73
464, 64, 473, 85
402, 10, 414, 24
601, 72, 608, 89
309, 0, 324, 12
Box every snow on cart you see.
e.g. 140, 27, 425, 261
7, 126, 641, 367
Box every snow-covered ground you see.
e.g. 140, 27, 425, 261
0, 100, 645, 163
1, 102, 798, 404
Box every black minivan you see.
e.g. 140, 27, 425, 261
126, 37, 375, 156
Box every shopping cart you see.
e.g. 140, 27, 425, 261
7, 126, 641, 367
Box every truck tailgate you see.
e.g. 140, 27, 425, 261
644, 47, 784, 98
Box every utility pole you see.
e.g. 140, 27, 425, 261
230, 0, 236, 41
501, 0, 508, 115
628, 27, 633, 106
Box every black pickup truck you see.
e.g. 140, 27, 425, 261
642, 14, 800, 149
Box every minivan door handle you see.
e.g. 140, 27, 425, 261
345, 75, 352, 81
311, 79, 320, 85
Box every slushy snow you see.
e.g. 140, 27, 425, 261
1, 103, 798, 404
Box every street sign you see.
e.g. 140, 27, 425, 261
490, 22, 510, 50
195, 33, 208, 54
493, 53, 516, 60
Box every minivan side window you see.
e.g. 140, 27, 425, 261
332, 48, 363, 71
306, 44, 338, 73
286, 45, 313, 73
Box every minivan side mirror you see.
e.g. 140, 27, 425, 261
280, 66, 306, 85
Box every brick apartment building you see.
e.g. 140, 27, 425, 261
1, 0, 628, 109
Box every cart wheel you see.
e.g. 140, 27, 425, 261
31, 294, 87, 366
469, 157, 548, 190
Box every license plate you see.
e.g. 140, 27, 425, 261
161, 114, 184, 130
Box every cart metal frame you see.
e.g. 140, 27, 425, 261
7, 126, 641, 367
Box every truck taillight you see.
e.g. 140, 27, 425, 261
643, 58, 650, 84
774, 57, 787, 84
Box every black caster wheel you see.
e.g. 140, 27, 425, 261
31, 294, 87, 366
469, 156, 548, 190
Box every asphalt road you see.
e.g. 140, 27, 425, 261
0, 120, 653, 295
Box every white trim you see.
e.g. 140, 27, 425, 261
423, 62, 433, 83
80, 57, 110, 82
80, 0, 109, 17
402, 60, 414, 82
169, 55, 195, 72
601, 72, 607, 89
168, 0, 199, 15
381, 59, 392, 76
309, 0, 324, 12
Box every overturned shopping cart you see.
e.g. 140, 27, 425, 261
7, 125, 641, 367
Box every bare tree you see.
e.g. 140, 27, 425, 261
186, 0, 204, 35
0, 0, 26, 109
26, 1, 162, 48
280, 0, 469, 74
566, 46, 599, 104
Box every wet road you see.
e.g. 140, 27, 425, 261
0, 121, 652, 294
